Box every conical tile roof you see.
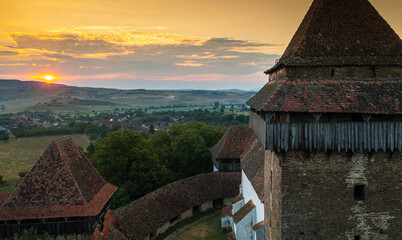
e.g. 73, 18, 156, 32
266, 0, 402, 73
0, 137, 117, 220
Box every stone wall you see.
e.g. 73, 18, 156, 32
269, 66, 402, 81
279, 150, 401, 240
264, 150, 282, 240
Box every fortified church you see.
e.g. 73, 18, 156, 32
0, 0, 400, 239
214, 0, 402, 239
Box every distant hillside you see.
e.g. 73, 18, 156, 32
0, 79, 256, 113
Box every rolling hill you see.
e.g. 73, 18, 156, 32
0, 79, 256, 113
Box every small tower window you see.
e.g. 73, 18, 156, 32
354, 236, 361, 240
331, 68, 335, 77
354, 185, 365, 202
193, 205, 200, 214
371, 66, 376, 77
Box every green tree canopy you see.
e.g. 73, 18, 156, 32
89, 122, 224, 208
90, 130, 173, 208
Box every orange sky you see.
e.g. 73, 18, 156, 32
0, 0, 400, 89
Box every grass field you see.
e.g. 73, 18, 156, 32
148, 105, 249, 115
175, 212, 226, 240
0, 134, 90, 193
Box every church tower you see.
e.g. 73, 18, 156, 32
247, 0, 401, 239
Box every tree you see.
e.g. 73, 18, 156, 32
151, 121, 224, 179
13, 228, 51, 240
213, 101, 220, 110
171, 129, 211, 177
90, 131, 173, 208
0, 175, 6, 187
18, 171, 28, 178
0, 131, 9, 141
89, 122, 224, 208
85, 142, 96, 159
148, 124, 155, 134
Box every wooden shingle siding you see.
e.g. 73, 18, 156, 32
266, 122, 402, 152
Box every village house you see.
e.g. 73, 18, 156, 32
220, 0, 401, 239
0, 137, 117, 239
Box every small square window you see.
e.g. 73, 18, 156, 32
354, 185, 365, 202
354, 236, 360, 240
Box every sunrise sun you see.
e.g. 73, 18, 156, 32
44, 75, 54, 82
30, 73, 59, 83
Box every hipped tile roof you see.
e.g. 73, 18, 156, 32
241, 136, 265, 200
210, 126, 255, 160
0, 137, 117, 221
247, 80, 402, 114
233, 199, 255, 223
110, 172, 240, 240
252, 221, 264, 231
221, 204, 233, 218
266, 0, 402, 73
231, 194, 244, 204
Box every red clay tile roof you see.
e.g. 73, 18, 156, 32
0, 137, 117, 221
266, 0, 402, 74
252, 221, 264, 231
233, 200, 255, 223
109, 172, 240, 240
241, 136, 265, 200
226, 231, 236, 240
247, 79, 402, 114
210, 126, 255, 160
231, 194, 244, 204
0, 192, 11, 205
221, 204, 233, 218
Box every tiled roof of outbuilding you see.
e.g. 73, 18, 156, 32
210, 126, 255, 160
241, 136, 265, 200
110, 172, 240, 240
233, 199, 255, 223
0, 137, 117, 221
231, 194, 244, 204
221, 204, 233, 218
0, 193, 11, 205
226, 231, 236, 240
253, 221, 264, 231
247, 80, 402, 114
266, 0, 402, 74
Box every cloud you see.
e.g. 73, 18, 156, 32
0, 51, 19, 56
1, 26, 283, 89
174, 61, 205, 67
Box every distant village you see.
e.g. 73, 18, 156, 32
0, 103, 249, 139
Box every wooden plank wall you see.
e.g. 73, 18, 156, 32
250, 111, 267, 147
266, 122, 402, 152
